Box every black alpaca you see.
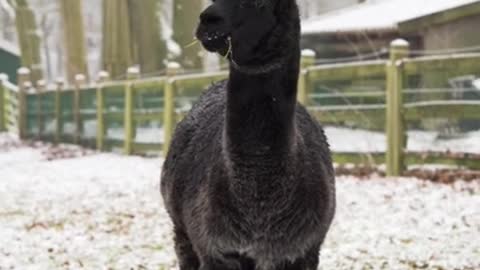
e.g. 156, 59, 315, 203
161, 0, 335, 269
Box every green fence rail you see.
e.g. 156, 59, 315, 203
1, 39, 480, 176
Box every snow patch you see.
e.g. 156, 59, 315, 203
301, 0, 479, 34
0, 132, 479, 269
325, 126, 480, 154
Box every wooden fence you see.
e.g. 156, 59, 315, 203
1, 39, 480, 176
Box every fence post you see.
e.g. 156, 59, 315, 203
386, 39, 409, 177
124, 67, 140, 155
96, 71, 109, 151
0, 74, 6, 132
17, 68, 31, 139
298, 49, 316, 105
55, 78, 64, 143
73, 74, 86, 144
36, 79, 46, 138
163, 62, 181, 156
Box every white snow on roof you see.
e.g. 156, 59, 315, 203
0, 39, 19, 55
302, 0, 480, 34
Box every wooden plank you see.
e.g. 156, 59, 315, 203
163, 64, 181, 156
309, 102, 480, 127
17, 68, 30, 139
404, 53, 480, 75
124, 68, 140, 155
96, 72, 109, 151
309, 107, 386, 130
298, 51, 316, 105
134, 112, 164, 123
405, 102, 480, 120
36, 80, 46, 138
308, 60, 386, 82
55, 80, 64, 143
386, 40, 409, 176
132, 79, 166, 93
73, 75, 86, 144
0, 77, 5, 131
133, 142, 163, 155
174, 71, 228, 91
333, 152, 480, 170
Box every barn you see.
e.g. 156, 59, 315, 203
0, 40, 20, 84
301, 0, 480, 60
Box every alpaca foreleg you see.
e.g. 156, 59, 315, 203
199, 255, 244, 270
275, 245, 320, 270
174, 227, 200, 270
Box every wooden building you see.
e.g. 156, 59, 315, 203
0, 40, 20, 83
301, 0, 480, 60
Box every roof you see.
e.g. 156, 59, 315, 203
0, 39, 20, 56
301, 0, 480, 35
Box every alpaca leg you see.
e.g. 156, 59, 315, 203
276, 246, 320, 270
174, 227, 200, 270
199, 257, 232, 270
304, 245, 321, 270
199, 254, 248, 270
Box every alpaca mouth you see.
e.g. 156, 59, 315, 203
197, 30, 230, 54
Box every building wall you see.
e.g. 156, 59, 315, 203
300, 31, 422, 60
299, 0, 361, 18
318, 0, 360, 13
0, 48, 20, 83
423, 14, 480, 51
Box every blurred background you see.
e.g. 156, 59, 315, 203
0, 0, 479, 269
0, 0, 479, 159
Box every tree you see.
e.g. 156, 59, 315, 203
127, 0, 167, 75
102, 0, 133, 79
173, 0, 203, 70
58, 0, 89, 84
13, 0, 43, 83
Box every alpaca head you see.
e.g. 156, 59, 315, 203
196, 0, 300, 68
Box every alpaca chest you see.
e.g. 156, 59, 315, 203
207, 215, 321, 269
205, 186, 324, 265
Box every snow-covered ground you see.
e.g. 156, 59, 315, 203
326, 127, 480, 154
0, 133, 479, 270
44, 123, 480, 154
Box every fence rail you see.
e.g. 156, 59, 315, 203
1, 39, 480, 175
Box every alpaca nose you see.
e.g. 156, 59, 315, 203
200, 6, 225, 26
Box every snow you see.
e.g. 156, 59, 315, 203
0, 38, 19, 55
301, 49, 316, 57
18, 67, 31, 75
301, 0, 480, 34
0, 134, 174, 270
391, 38, 409, 47
62, 123, 480, 153
0, 0, 15, 18
0, 132, 479, 269
473, 79, 480, 90
324, 177, 480, 269
325, 126, 480, 154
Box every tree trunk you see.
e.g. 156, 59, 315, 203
102, 0, 133, 79
59, 0, 89, 84
173, 0, 203, 70
14, 0, 43, 83
128, 0, 166, 75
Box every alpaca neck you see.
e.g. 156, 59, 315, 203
224, 50, 300, 163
